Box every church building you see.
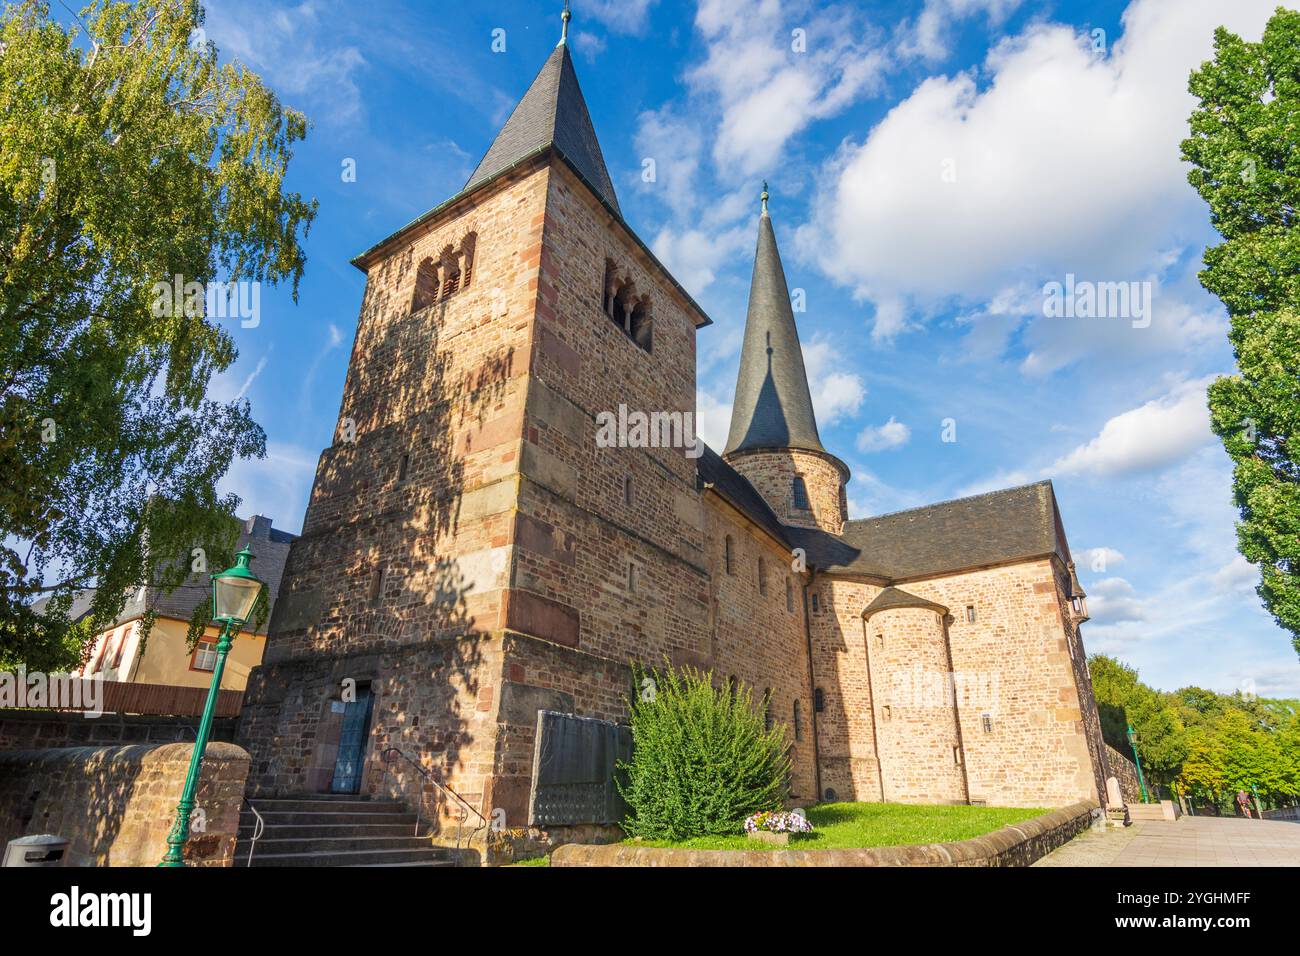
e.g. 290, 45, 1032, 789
238, 11, 1112, 853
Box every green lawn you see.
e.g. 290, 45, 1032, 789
623, 802, 1049, 851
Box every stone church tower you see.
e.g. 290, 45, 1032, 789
238, 9, 1111, 859
724, 185, 849, 536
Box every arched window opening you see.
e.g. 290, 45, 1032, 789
792, 476, 810, 511
629, 298, 652, 352
412, 257, 440, 312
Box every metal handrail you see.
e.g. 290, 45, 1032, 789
380, 747, 487, 849
244, 800, 264, 867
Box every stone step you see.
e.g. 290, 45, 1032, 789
237, 822, 419, 840
238, 810, 416, 827
242, 798, 406, 814
241, 847, 455, 867
237, 835, 440, 856
1128, 803, 1177, 821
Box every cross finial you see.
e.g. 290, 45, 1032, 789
761, 180, 769, 215
559, 0, 571, 45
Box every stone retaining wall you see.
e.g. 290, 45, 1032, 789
0, 708, 238, 752
0, 742, 249, 866
1104, 744, 1141, 804
551, 800, 1098, 867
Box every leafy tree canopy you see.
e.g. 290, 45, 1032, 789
1182, 7, 1300, 656
0, 0, 316, 670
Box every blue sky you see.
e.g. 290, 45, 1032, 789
187, 0, 1300, 698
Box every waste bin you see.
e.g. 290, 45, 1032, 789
2, 834, 70, 867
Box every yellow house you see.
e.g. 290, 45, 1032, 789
71, 515, 296, 693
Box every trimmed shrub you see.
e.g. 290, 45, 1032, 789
617, 662, 791, 839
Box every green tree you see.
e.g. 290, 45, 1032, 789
618, 663, 791, 840
0, 0, 315, 669
1182, 7, 1300, 655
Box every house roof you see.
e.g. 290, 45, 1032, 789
786, 480, 1067, 581
464, 42, 620, 215
33, 515, 297, 636
724, 198, 826, 457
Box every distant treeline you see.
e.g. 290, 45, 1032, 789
1089, 655, 1300, 811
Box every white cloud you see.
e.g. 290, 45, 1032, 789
900, 0, 1025, 62
695, 388, 733, 452
1049, 376, 1213, 477
634, 107, 705, 217
650, 224, 750, 296
856, 416, 911, 453
691, 0, 887, 176
205, 0, 367, 125
1086, 577, 1147, 627
1078, 546, 1125, 574
581, 0, 660, 34
802, 336, 866, 426
802, 0, 1280, 338
1212, 555, 1257, 594
218, 442, 318, 535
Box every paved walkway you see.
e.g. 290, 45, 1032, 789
1034, 816, 1300, 867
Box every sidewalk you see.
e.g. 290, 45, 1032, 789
1033, 816, 1300, 867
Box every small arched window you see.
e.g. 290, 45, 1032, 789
792, 476, 810, 511
814, 687, 825, 712
412, 257, 440, 312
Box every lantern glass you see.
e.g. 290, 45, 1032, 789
212, 548, 264, 625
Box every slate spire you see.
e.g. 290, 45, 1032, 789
724, 187, 826, 456
463, 19, 620, 215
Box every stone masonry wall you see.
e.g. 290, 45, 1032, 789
0, 742, 249, 866
239, 161, 552, 807
726, 448, 847, 535
0, 709, 237, 751
809, 558, 1103, 809
1105, 744, 1142, 804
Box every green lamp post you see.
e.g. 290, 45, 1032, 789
159, 547, 264, 867
1126, 722, 1150, 804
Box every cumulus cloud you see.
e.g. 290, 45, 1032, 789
695, 388, 733, 452
800, 0, 1280, 338
651, 225, 751, 297
1049, 377, 1214, 477
691, 0, 887, 176
856, 416, 911, 453
899, 0, 1026, 63
1078, 546, 1126, 574
1086, 577, 1147, 627
802, 336, 866, 426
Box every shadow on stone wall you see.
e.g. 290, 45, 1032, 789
0, 741, 249, 866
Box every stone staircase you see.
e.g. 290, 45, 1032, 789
236, 795, 458, 867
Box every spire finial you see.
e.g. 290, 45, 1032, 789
559, 0, 571, 46
760, 180, 769, 216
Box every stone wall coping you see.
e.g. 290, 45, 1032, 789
0, 741, 250, 767
551, 800, 1098, 867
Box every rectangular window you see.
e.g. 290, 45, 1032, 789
792, 477, 811, 511
758, 559, 767, 596
623, 474, 633, 506
193, 640, 218, 672
981, 713, 993, 734
369, 566, 385, 604
965, 605, 976, 623
785, 578, 794, 612
811, 592, 820, 613
724, 536, 734, 575
398, 453, 410, 482
627, 562, 637, 593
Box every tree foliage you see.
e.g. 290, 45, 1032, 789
1182, 7, 1300, 655
0, 1, 316, 669
618, 663, 792, 840
1090, 654, 1300, 809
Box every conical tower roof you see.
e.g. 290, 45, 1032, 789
724, 188, 826, 456
464, 35, 620, 215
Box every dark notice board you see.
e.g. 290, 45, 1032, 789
528, 710, 632, 826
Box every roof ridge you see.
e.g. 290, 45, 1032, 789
846, 479, 1054, 526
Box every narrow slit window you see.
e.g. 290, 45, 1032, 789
811, 591, 820, 613
786, 577, 795, 612
792, 476, 810, 511
981, 713, 993, 734
724, 535, 734, 575
793, 701, 802, 741
623, 474, 633, 507
814, 687, 825, 712
398, 453, 410, 482
369, 565, 385, 604
965, 605, 976, 624
758, 558, 767, 596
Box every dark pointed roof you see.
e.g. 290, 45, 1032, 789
724, 198, 825, 456
464, 41, 620, 215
